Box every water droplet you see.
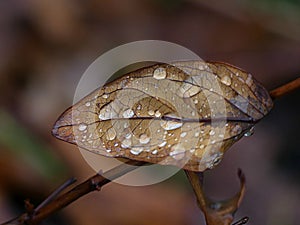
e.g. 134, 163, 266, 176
102, 94, 109, 99
106, 128, 116, 140
155, 110, 161, 117
170, 144, 185, 160
244, 127, 255, 137
158, 141, 167, 147
78, 123, 87, 131
153, 67, 167, 80
232, 124, 242, 135
148, 110, 155, 116
246, 74, 253, 86
125, 133, 132, 139
180, 132, 187, 138
221, 76, 232, 86
123, 108, 134, 118
139, 134, 150, 144
85, 102, 91, 107
121, 139, 131, 148
160, 120, 183, 130
208, 153, 223, 169
152, 149, 158, 154
130, 147, 143, 155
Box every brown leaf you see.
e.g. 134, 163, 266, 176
52, 61, 273, 171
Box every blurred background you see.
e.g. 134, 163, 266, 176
0, 0, 299, 224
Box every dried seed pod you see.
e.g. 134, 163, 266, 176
52, 61, 273, 171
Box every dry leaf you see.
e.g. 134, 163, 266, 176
52, 61, 273, 171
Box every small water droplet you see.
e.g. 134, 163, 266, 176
139, 134, 150, 144
244, 127, 255, 137
208, 153, 223, 169
102, 94, 109, 99
106, 128, 116, 141
123, 108, 134, 118
85, 102, 91, 107
121, 139, 131, 148
246, 74, 253, 86
160, 120, 183, 130
232, 124, 242, 135
153, 67, 167, 80
148, 109, 154, 116
130, 147, 143, 155
209, 130, 215, 136
158, 141, 167, 147
125, 133, 132, 139
78, 123, 87, 131
155, 110, 161, 117
152, 149, 158, 154
180, 132, 187, 138
170, 144, 185, 160
221, 76, 232, 86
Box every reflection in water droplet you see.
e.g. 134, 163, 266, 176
123, 108, 134, 118
153, 67, 167, 80
244, 127, 255, 137
130, 147, 143, 155
78, 123, 87, 131
221, 76, 232, 86
139, 134, 150, 144
106, 128, 116, 140
160, 120, 183, 130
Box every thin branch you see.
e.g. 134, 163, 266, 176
270, 77, 300, 100
1, 160, 145, 225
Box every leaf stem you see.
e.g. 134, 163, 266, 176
270, 77, 300, 100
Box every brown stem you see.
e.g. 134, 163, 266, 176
1, 160, 145, 225
270, 77, 300, 100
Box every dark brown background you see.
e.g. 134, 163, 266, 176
0, 0, 299, 224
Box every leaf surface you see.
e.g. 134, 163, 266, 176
52, 61, 273, 171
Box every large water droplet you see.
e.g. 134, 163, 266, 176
153, 67, 167, 80
221, 76, 232, 86
139, 134, 150, 144
123, 108, 134, 118
106, 128, 116, 140
244, 127, 255, 137
78, 123, 87, 131
130, 147, 143, 155
160, 120, 183, 130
